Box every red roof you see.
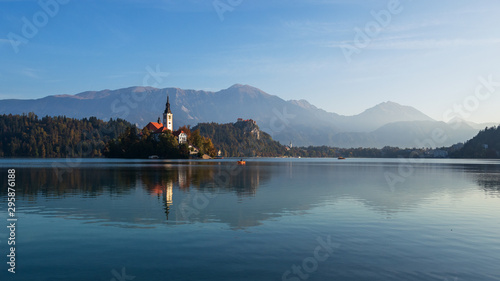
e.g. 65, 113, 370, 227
145, 122, 171, 134
145, 122, 163, 131
155, 127, 168, 133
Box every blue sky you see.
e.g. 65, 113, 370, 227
1, 0, 500, 123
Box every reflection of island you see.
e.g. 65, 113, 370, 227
148, 180, 173, 220
7, 161, 267, 224
6, 159, 500, 229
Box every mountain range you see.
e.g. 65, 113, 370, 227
0, 84, 487, 148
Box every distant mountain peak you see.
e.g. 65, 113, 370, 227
227, 83, 262, 91
361, 101, 434, 121
381, 101, 399, 105
375, 101, 405, 109
223, 84, 271, 98
288, 99, 318, 110
228, 83, 246, 89
373, 101, 406, 109
228, 84, 262, 91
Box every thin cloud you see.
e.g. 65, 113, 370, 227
325, 34, 417, 48
19, 68, 42, 79
105, 71, 144, 79
385, 19, 446, 33
367, 38, 500, 50
327, 36, 500, 50
282, 20, 352, 35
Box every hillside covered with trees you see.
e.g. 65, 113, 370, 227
452, 126, 500, 158
193, 120, 286, 157
3, 113, 497, 159
0, 113, 131, 158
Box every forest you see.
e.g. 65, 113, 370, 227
0, 113, 131, 157
451, 126, 500, 158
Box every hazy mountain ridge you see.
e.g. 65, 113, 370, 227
329, 121, 477, 148
0, 84, 482, 148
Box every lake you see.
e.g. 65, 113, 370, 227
1, 158, 500, 281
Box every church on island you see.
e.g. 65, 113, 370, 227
144, 95, 187, 144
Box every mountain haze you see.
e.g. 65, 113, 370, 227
339, 101, 434, 132
0, 84, 480, 148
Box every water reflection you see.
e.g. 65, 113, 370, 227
2, 159, 500, 281
2, 159, 500, 229
0, 161, 269, 227
467, 164, 500, 198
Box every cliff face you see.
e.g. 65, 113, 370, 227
235, 119, 260, 140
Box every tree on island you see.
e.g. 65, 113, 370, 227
103, 126, 217, 159
104, 127, 185, 159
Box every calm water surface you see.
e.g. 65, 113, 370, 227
1, 158, 500, 281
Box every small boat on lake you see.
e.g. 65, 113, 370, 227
237, 159, 246, 165
338, 157, 346, 160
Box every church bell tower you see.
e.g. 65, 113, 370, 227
163, 95, 173, 131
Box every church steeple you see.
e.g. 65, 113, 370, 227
165, 95, 172, 114
163, 95, 173, 131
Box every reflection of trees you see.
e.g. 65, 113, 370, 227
4, 167, 137, 198
140, 163, 266, 197
2, 163, 267, 199
476, 174, 500, 190
189, 164, 263, 197
472, 167, 500, 197
1, 162, 270, 223
6, 160, 500, 230
140, 164, 267, 219
460, 164, 500, 197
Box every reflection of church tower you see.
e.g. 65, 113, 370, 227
164, 180, 173, 220
166, 181, 173, 207
163, 95, 173, 131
